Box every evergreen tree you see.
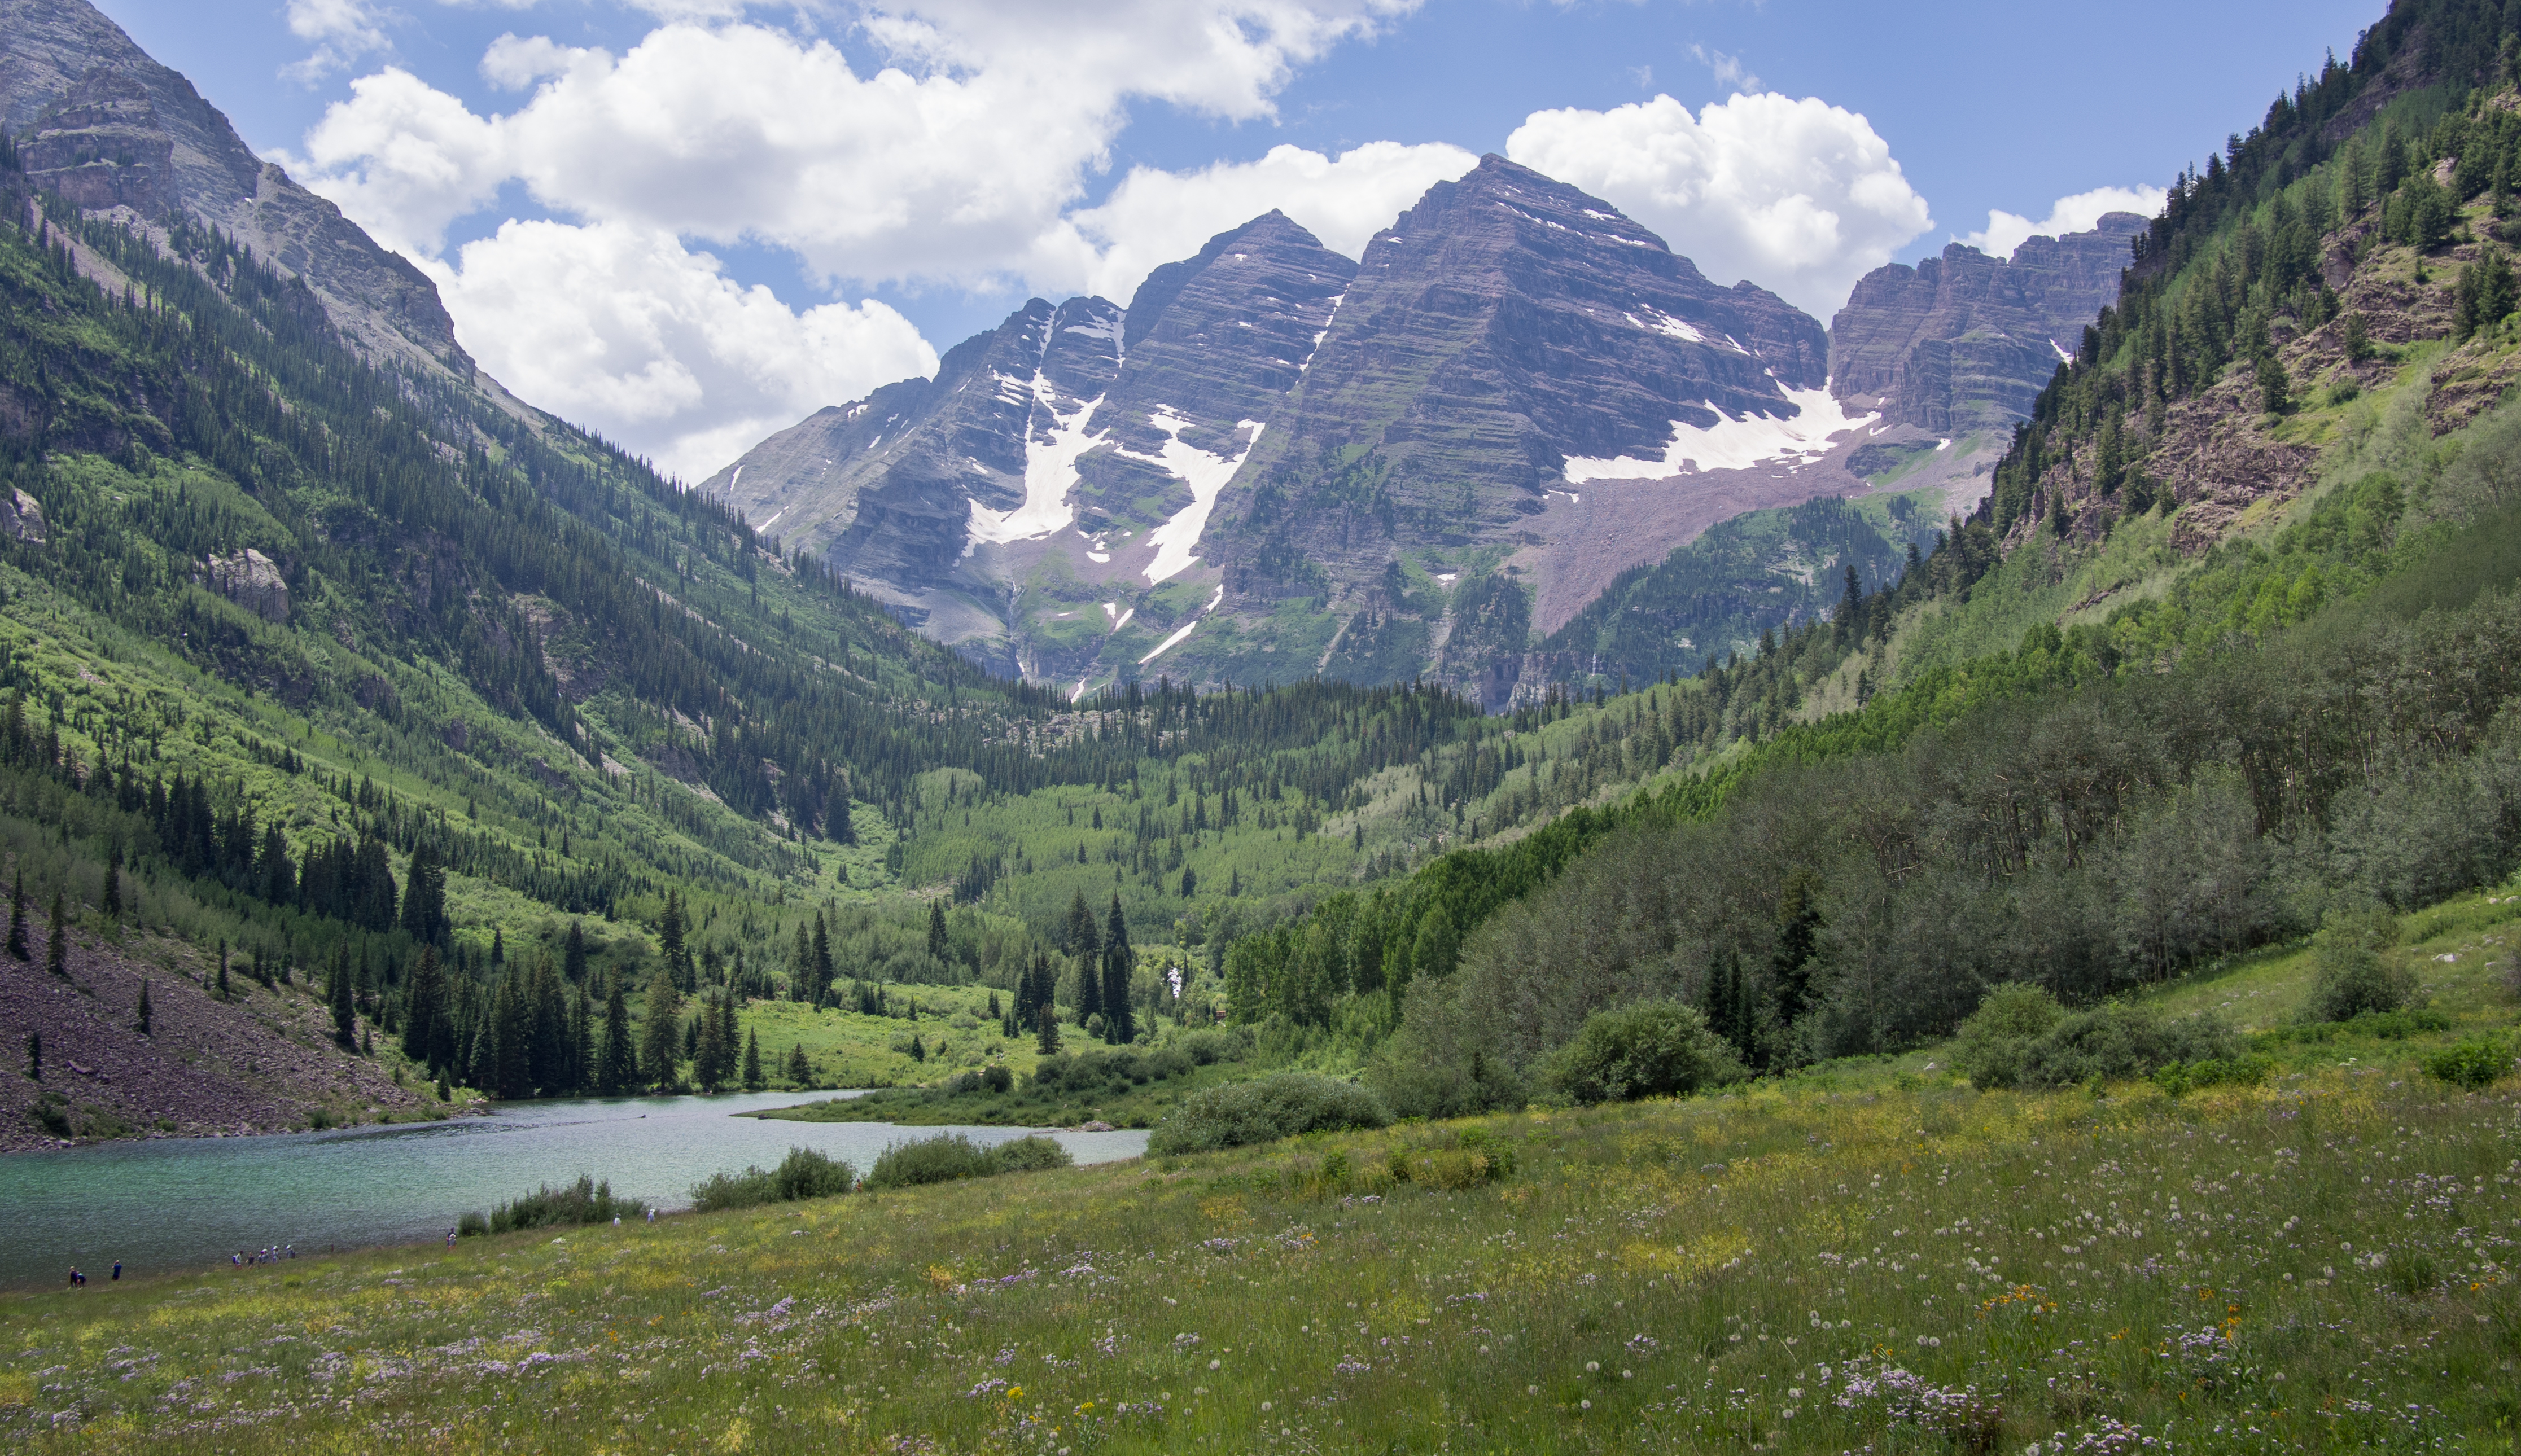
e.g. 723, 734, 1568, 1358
45, 892, 66, 979
908, 1031, 925, 1063
399, 844, 448, 944
639, 966, 682, 1090
599, 970, 637, 1095
403, 946, 443, 1067
927, 898, 948, 962
563, 920, 589, 984
659, 889, 691, 990
791, 920, 813, 1001
742, 1027, 764, 1090
719, 989, 739, 1072
531, 959, 566, 1093
6, 871, 24, 959
811, 915, 834, 1003
1035, 1003, 1061, 1054
493, 975, 532, 1099
490, 926, 505, 968
1101, 894, 1135, 1044
215, 939, 230, 998
102, 844, 121, 921
331, 950, 358, 1049
694, 992, 729, 1092
785, 1041, 811, 1086
569, 983, 594, 1094
135, 979, 151, 1037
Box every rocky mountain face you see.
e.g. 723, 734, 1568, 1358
1828, 215, 2145, 438
707, 210, 1355, 686
1, 0, 480, 385
720, 158, 1905, 706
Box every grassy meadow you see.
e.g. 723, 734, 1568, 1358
5, 891, 2515, 1453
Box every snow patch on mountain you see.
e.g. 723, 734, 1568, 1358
1561, 384, 1875, 481
968, 384, 1107, 546
1132, 410, 1264, 584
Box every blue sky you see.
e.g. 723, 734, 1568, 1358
95, 0, 2376, 479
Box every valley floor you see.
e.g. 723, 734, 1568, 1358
4, 896, 2515, 1453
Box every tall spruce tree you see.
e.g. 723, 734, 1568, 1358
639, 966, 682, 1090
599, 970, 637, 1095
742, 1027, 764, 1090
811, 914, 834, 1003
6, 871, 25, 959
569, 982, 594, 1094
402, 946, 442, 1065
694, 992, 729, 1093
785, 1041, 811, 1087
791, 920, 814, 1001
330, 950, 358, 1049
1101, 895, 1135, 1044
493, 975, 532, 1099
563, 920, 589, 984
102, 844, 121, 921
927, 898, 948, 962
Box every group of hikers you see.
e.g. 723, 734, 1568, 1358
231, 1245, 295, 1266
64, 1261, 120, 1286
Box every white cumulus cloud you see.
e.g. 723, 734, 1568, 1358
283, 0, 393, 83
1957, 185, 2169, 260
288, 3, 1430, 475
1505, 91, 1932, 320
423, 220, 939, 482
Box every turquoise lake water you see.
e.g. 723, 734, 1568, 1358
0, 1093, 1147, 1290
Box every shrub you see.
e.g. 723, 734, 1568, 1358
983, 1063, 1014, 1093
1538, 999, 1747, 1106
1389, 1126, 1517, 1190
691, 1147, 857, 1211
2424, 1037, 2514, 1091
2300, 908, 2416, 1023
2151, 1054, 2277, 1097
1147, 1072, 1391, 1155
987, 1135, 1073, 1174
1956, 988, 2236, 1091
2016, 1003, 2238, 1087
1177, 1028, 1251, 1066
477, 1175, 647, 1234
865, 1133, 998, 1189
1953, 984, 2065, 1090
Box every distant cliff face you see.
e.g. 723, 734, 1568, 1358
704, 212, 1355, 684
1, 0, 478, 383
1828, 214, 2146, 436
715, 159, 1901, 704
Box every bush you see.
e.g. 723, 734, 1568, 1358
2301, 908, 2417, 1023
691, 1146, 857, 1211
1176, 1028, 1251, 1066
1147, 1072, 1391, 1155
1389, 1126, 1517, 1189
1538, 999, 1747, 1106
2424, 1037, 2514, 1090
2151, 1054, 2277, 1097
476, 1175, 647, 1234
1955, 986, 2237, 1090
864, 1133, 999, 1189
983, 1063, 1014, 1093
988, 1135, 1073, 1173
1953, 984, 2065, 1090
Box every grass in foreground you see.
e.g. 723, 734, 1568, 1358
4, 1050, 2515, 1452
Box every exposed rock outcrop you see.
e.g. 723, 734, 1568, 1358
1, 0, 475, 382
1830, 215, 2146, 435
204, 547, 287, 621
1, 486, 44, 543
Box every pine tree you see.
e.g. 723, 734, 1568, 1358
909, 1032, 925, 1063
742, 1027, 764, 1090
659, 889, 691, 990
639, 966, 682, 1090
493, 975, 532, 1099
927, 898, 948, 962
1101, 894, 1135, 1044
569, 983, 594, 1094
1035, 1004, 1061, 1055
599, 970, 637, 1094
694, 993, 729, 1092
6, 871, 24, 959
489, 926, 505, 968
403, 946, 442, 1065
45, 892, 66, 979
791, 919, 813, 1001
811, 915, 834, 1003
331, 950, 358, 1049
563, 920, 589, 984
135, 979, 151, 1037
785, 1041, 811, 1086
102, 844, 121, 921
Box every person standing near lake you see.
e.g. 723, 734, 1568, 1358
111, 1261, 120, 1282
